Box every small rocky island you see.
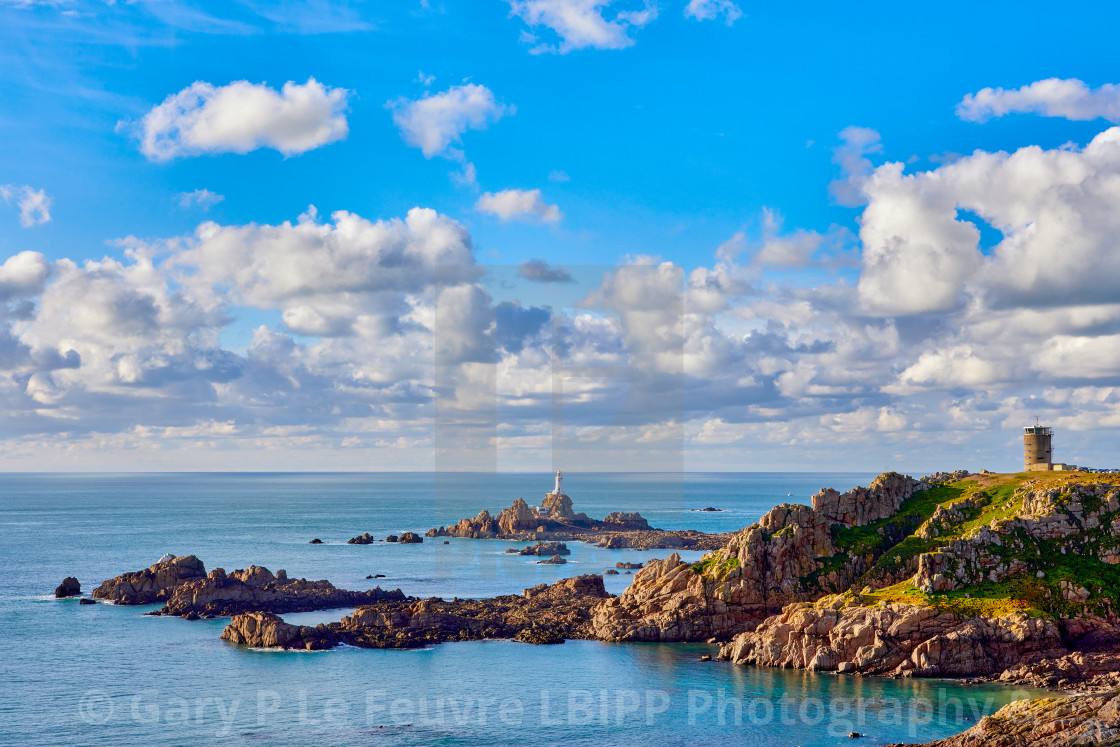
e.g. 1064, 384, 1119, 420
426, 471, 732, 551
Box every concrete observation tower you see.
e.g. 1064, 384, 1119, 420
1023, 420, 1077, 471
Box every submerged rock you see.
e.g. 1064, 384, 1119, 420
537, 555, 567, 565
55, 577, 81, 598
79, 598, 96, 605
309, 539, 323, 544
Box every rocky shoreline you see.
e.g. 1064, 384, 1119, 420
66, 469, 1120, 745
221, 575, 611, 650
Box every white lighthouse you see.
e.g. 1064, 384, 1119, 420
551, 470, 563, 496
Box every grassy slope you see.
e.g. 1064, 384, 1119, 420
808, 472, 1120, 618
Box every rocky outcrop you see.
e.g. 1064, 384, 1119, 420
590, 500, 843, 642
912, 482, 1120, 598
427, 496, 728, 550
220, 612, 338, 650
898, 691, 1120, 747
541, 492, 575, 521
398, 532, 423, 544
718, 599, 1066, 677
55, 577, 81, 598
603, 512, 651, 530
812, 472, 929, 527
507, 542, 570, 556
348, 533, 375, 545
222, 575, 611, 650
616, 562, 643, 569
537, 555, 566, 565
92, 555, 207, 604
158, 565, 406, 617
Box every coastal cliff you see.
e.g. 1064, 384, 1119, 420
590, 472, 929, 641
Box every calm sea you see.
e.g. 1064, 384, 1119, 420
1, 472, 1044, 746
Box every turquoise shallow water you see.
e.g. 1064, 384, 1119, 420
1, 472, 1046, 746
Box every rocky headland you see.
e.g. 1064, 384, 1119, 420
221, 575, 610, 650
426, 491, 732, 551
894, 690, 1120, 746
93, 555, 405, 617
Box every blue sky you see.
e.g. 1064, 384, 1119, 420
2, 0, 1120, 472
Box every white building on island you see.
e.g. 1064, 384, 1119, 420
550, 469, 563, 496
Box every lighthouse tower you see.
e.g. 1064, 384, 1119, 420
551, 470, 563, 496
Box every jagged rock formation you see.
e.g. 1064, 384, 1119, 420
159, 565, 406, 617
896, 690, 1120, 746
220, 612, 338, 650
348, 533, 375, 545
95, 557, 404, 616
92, 555, 207, 604
397, 532, 422, 543
717, 598, 1066, 677
426, 495, 729, 550
589, 473, 929, 641
54, 577, 81, 598
221, 575, 611, 650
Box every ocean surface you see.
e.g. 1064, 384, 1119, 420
1, 472, 1046, 746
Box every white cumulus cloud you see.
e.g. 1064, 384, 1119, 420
508, 0, 657, 54
388, 84, 512, 159
958, 78, 1120, 124
177, 189, 225, 210
683, 0, 741, 24
475, 188, 561, 223
135, 78, 350, 161
0, 185, 52, 227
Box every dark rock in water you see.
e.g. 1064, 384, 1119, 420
538, 555, 567, 565
398, 532, 422, 544
699, 655, 712, 662
309, 539, 323, 544
348, 533, 375, 545
55, 577, 81, 598
93, 555, 207, 605
79, 598, 95, 605
426, 526, 451, 538
365, 575, 374, 579
690, 507, 723, 512
443, 541, 449, 544
508, 541, 570, 556
615, 562, 643, 570
385, 535, 399, 543
604, 569, 620, 575
375, 574, 386, 578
